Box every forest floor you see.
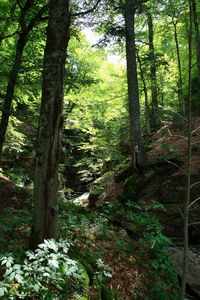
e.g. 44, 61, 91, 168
1, 118, 200, 299
0, 175, 152, 299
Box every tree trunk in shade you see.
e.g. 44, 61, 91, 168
191, 0, 200, 84
30, 0, 71, 249
147, 12, 161, 130
125, 0, 146, 167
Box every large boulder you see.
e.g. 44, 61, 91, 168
170, 247, 200, 297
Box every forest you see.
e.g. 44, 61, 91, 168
0, 0, 200, 299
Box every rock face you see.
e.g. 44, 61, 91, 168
72, 192, 90, 207
170, 247, 200, 298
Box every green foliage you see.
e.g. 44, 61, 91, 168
131, 203, 180, 300
0, 208, 31, 258
0, 239, 85, 299
98, 198, 179, 299
75, 156, 103, 183
94, 258, 113, 286
3, 117, 27, 159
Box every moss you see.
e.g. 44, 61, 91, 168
121, 174, 144, 201
88, 186, 104, 208
78, 263, 90, 298
78, 259, 95, 284
101, 285, 114, 300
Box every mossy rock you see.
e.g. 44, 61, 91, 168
78, 263, 90, 298
121, 174, 144, 202
78, 259, 95, 284
101, 285, 115, 300
88, 187, 104, 208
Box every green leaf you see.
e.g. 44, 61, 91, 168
0, 286, 7, 297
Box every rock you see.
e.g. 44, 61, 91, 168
121, 174, 144, 202
88, 183, 106, 208
170, 248, 200, 297
72, 192, 90, 207
121, 221, 144, 239
160, 174, 187, 204
118, 229, 128, 237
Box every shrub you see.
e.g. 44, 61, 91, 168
0, 239, 84, 299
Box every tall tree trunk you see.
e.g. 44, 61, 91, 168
191, 0, 200, 84
0, 2, 47, 162
137, 53, 151, 135
125, 0, 146, 167
147, 12, 161, 130
30, 0, 71, 249
181, 1, 192, 298
172, 16, 184, 114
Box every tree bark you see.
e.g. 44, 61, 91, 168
125, 0, 146, 167
137, 53, 151, 135
181, 1, 192, 298
147, 12, 161, 130
30, 0, 71, 249
191, 0, 200, 84
172, 16, 184, 114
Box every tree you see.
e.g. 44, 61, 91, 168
30, 0, 71, 249
125, 0, 146, 167
146, 10, 161, 129
191, 0, 200, 84
181, 0, 193, 298
0, 0, 48, 162
137, 52, 151, 134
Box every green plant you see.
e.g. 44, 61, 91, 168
0, 239, 85, 299
94, 258, 113, 286
0, 208, 31, 258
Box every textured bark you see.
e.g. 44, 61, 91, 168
0, 2, 48, 162
191, 0, 200, 84
172, 17, 184, 114
125, 0, 146, 167
30, 0, 71, 249
147, 12, 161, 130
137, 53, 151, 135
181, 1, 192, 298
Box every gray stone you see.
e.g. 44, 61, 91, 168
170, 248, 200, 297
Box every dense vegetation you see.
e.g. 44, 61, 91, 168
0, 0, 200, 299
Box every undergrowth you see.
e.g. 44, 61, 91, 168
0, 191, 180, 299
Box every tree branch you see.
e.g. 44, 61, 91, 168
188, 222, 200, 226
71, 0, 101, 17
189, 196, 200, 208
190, 181, 200, 189
0, 30, 19, 41
26, 5, 49, 32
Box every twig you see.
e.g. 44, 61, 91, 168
166, 159, 182, 169
168, 129, 187, 139
190, 160, 200, 164
188, 222, 200, 226
189, 196, 200, 208
190, 181, 200, 189
178, 207, 184, 218
191, 125, 200, 134
71, 0, 101, 17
